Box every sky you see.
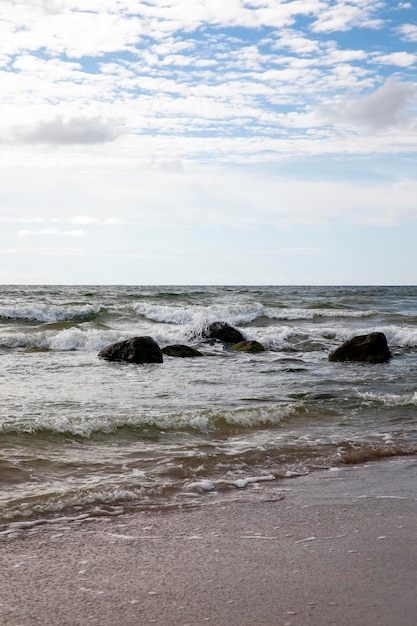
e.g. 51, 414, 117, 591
0, 0, 416, 285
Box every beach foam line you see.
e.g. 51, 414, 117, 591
1, 458, 416, 626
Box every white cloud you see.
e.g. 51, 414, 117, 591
103, 217, 124, 224
311, 1, 385, 33
373, 51, 417, 67
25, 247, 88, 255
12, 116, 120, 145
272, 29, 321, 55
18, 229, 87, 238
337, 77, 417, 129
71, 216, 98, 225
0, 0, 413, 161
0, 216, 51, 224
0, 4, 145, 58
0, 0, 417, 285
397, 23, 417, 42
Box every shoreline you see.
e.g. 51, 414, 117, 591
1, 456, 417, 626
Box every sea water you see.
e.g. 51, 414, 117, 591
1, 285, 416, 530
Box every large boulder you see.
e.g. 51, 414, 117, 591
98, 336, 163, 364
232, 340, 265, 353
162, 344, 203, 358
328, 332, 392, 364
204, 322, 245, 344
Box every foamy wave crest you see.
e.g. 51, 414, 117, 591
213, 323, 417, 352
132, 301, 377, 330
0, 328, 126, 351
248, 327, 294, 350
356, 391, 417, 407
161, 403, 299, 430
1, 487, 146, 524
264, 307, 375, 320
0, 403, 300, 437
385, 326, 417, 348
333, 325, 417, 348
282, 324, 417, 350
133, 301, 264, 326
0, 304, 100, 323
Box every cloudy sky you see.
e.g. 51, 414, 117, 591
1, 0, 416, 285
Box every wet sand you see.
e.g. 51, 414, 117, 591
1, 457, 417, 626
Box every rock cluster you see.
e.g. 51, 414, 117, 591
98, 322, 267, 363
98, 326, 393, 367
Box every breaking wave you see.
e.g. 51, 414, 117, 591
1, 323, 416, 353
132, 302, 378, 326
0, 403, 301, 438
356, 391, 417, 407
0, 304, 101, 323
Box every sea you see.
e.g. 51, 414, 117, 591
1, 285, 416, 533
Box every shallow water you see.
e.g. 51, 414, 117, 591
1, 285, 416, 529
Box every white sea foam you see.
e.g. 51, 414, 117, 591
0, 402, 300, 437
330, 325, 417, 348
248, 327, 295, 349
132, 302, 374, 327
282, 324, 417, 349
132, 302, 264, 326
0, 328, 126, 351
2, 487, 147, 522
2, 320, 416, 353
228, 475, 275, 488
187, 480, 215, 492
384, 326, 417, 348
356, 391, 417, 407
264, 307, 375, 320
0, 304, 100, 323
186, 474, 275, 494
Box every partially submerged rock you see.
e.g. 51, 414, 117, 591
204, 322, 245, 344
328, 332, 392, 364
162, 344, 204, 358
232, 340, 265, 353
98, 336, 163, 364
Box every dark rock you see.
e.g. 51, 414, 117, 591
162, 344, 204, 358
98, 336, 163, 364
328, 332, 392, 364
204, 322, 245, 344
232, 340, 265, 353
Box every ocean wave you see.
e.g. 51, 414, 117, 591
0, 303, 101, 323
0, 403, 301, 438
328, 325, 417, 349
248, 323, 417, 351
132, 301, 376, 326
356, 391, 417, 407
1, 321, 416, 353
0, 325, 208, 352
2, 440, 416, 528
132, 302, 264, 326
340, 442, 417, 464
0, 327, 126, 351
264, 307, 375, 320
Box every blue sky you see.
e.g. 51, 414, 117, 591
0, 0, 416, 285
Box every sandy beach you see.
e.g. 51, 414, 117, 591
1, 457, 416, 626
